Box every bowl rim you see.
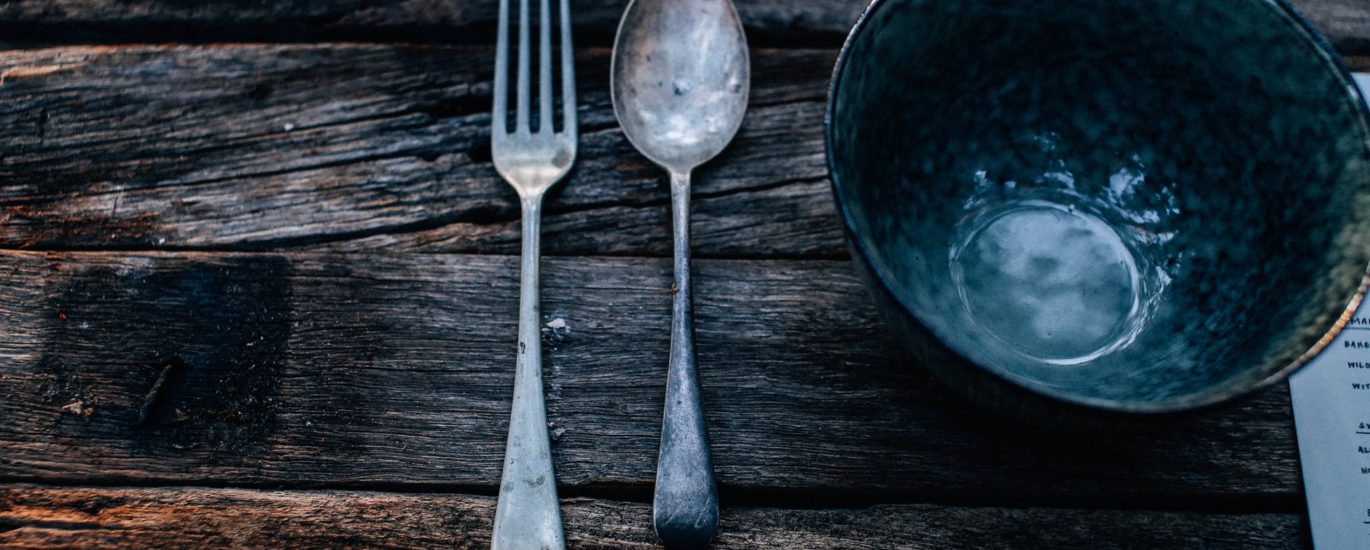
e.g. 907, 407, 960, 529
823, 0, 1370, 413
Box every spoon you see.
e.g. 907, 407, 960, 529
611, 0, 749, 547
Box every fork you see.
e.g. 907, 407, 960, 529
489, 0, 577, 547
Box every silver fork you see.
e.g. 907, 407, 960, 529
489, 0, 576, 547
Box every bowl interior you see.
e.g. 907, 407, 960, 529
829, 0, 1370, 410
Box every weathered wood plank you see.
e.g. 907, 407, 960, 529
0, 485, 1305, 549
0, 0, 1364, 56
0, 45, 841, 258
2, 47, 1366, 259
0, 0, 855, 47
0, 251, 1300, 505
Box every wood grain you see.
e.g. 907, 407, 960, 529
2, 46, 1365, 259
0, 0, 1363, 56
0, 485, 1306, 549
0, 251, 1300, 506
0, 45, 842, 258
0, 0, 1361, 544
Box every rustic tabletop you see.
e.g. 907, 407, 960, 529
0, 1, 1367, 548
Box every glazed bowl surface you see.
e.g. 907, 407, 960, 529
826, 0, 1370, 413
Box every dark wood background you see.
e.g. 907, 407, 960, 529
0, 1, 1367, 548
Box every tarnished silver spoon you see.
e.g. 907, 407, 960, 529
611, 0, 749, 547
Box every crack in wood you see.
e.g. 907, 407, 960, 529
0, 0, 1361, 58
0, 174, 831, 253
137, 356, 187, 425
0, 518, 106, 533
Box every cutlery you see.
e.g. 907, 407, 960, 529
489, 0, 577, 546
611, 0, 750, 546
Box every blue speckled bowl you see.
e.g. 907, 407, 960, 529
826, 0, 1370, 418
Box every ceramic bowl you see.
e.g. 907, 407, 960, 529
826, 0, 1370, 417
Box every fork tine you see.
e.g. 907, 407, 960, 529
538, 0, 553, 134
559, 0, 576, 136
492, 0, 509, 135
515, 0, 531, 133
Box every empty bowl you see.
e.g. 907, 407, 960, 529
826, 0, 1370, 417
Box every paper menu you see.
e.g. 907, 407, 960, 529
1292, 70, 1370, 550
1292, 301, 1370, 549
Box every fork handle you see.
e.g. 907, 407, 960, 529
493, 196, 566, 550
653, 170, 719, 549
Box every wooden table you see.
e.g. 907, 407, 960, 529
0, 1, 1367, 547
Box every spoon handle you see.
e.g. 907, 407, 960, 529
493, 196, 566, 550
654, 170, 720, 549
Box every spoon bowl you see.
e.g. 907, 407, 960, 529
612, 0, 749, 173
